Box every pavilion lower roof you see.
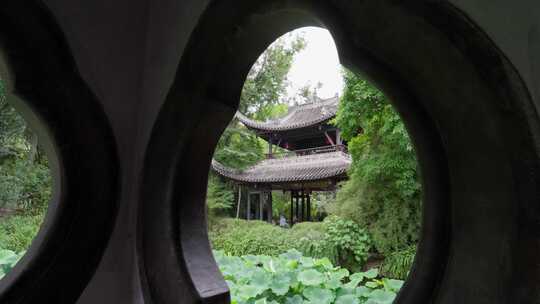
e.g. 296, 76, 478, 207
236, 96, 339, 132
211, 151, 351, 184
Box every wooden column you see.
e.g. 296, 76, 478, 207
290, 191, 294, 226
267, 191, 273, 223
259, 193, 263, 220
300, 190, 305, 222
247, 191, 251, 220
295, 194, 299, 224
236, 186, 242, 218
307, 193, 311, 221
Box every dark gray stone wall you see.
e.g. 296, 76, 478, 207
1, 1, 534, 303
451, 0, 540, 111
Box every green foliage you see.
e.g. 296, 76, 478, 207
214, 249, 403, 304
380, 245, 416, 280
309, 192, 334, 220
1, 158, 51, 211
330, 69, 422, 255
323, 216, 371, 272
214, 127, 265, 170
209, 217, 372, 272
210, 219, 294, 257
0, 249, 24, 279
289, 82, 324, 105
0, 171, 20, 209
239, 34, 306, 120
206, 174, 235, 216
289, 222, 337, 264
269, 191, 290, 221
0, 211, 45, 252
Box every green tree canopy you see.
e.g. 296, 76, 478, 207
330, 69, 422, 254
239, 35, 305, 121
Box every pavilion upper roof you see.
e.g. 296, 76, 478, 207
211, 151, 351, 185
236, 96, 339, 132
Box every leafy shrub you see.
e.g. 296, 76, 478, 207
290, 222, 338, 264
0, 211, 45, 252
210, 219, 295, 256
0, 249, 24, 279
214, 249, 403, 304
380, 245, 416, 280
17, 160, 52, 212
1, 157, 51, 211
323, 216, 371, 272
0, 170, 21, 209
209, 217, 372, 271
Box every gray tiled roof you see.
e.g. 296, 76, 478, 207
211, 151, 351, 184
236, 96, 339, 132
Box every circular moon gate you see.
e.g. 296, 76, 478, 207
140, 1, 540, 304
0, 2, 119, 303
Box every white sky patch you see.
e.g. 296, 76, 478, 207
282, 27, 344, 100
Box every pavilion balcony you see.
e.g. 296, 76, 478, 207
265, 144, 348, 159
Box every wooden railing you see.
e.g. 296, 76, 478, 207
265, 145, 347, 159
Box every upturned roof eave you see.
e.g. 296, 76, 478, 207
236, 112, 336, 133
211, 151, 351, 185
234, 95, 340, 133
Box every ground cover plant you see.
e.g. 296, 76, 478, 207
214, 249, 404, 304
0, 213, 44, 252
0, 249, 24, 279
380, 245, 416, 280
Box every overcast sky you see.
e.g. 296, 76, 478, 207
281, 27, 344, 100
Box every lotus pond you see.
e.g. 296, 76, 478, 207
214, 249, 404, 304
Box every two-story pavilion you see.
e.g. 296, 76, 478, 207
212, 96, 351, 225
